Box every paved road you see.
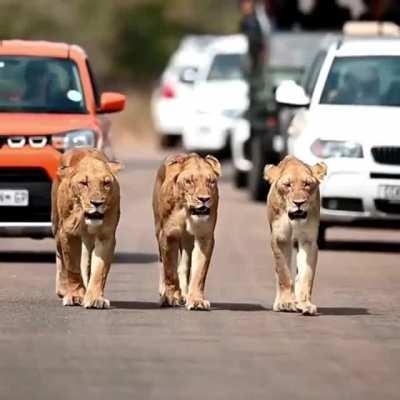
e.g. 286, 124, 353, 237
1, 149, 400, 400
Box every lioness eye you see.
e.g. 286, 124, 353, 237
284, 182, 291, 188
80, 180, 88, 187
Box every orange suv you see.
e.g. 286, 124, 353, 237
0, 40, 125, 238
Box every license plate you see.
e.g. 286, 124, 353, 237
379, 185, 400, 201
0, 190, 29, 206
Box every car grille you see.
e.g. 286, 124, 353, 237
0, 168, 51, 222
0, 135, 51, 149
375, 200, 400, 215
371, 147, 400, 165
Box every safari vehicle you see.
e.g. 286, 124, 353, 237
232, 32, 334, 200
275, 22, 400, 246
0, 40, 125, 238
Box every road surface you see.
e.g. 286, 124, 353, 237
0, 148, 399, 400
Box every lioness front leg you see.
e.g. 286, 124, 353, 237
295, 240, 318, 315
159, 235, 183, 307
186, 236, 214, 311
59, 234, 85, 306
177, 235, 193, 302
83, 238, 114, 309
271, 238, 297, 312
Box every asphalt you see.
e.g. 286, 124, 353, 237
0, 149, 400, 400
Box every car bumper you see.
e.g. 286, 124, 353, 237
320, 168, 400, 225
183, 115, 232, 152
0, 222, 52, 238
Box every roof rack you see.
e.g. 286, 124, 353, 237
343, 21, 400, 37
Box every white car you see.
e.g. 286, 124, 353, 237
182, 35, 248, 153
276, 23, 400, 246
151, 36, 217, 147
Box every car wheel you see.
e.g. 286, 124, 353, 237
159, 134, 178, 148
233, 169, 247, 188
318, 223, 327, 249
248, 136, 269, 201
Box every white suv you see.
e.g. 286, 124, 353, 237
276, 24, 400, 246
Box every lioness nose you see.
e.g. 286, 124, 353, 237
91, 200, 105, 207
293, 200, 305, 207
198, 196, 210, 204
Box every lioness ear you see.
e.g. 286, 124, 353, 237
57, 164, 71, 179
165, 153, 187, 166
108, 161, 123, 175
263, 164, 280, 183
311, 162, 327, 182
205, 155, 221, 177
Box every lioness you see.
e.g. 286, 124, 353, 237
264, 156, 327, 315
52, 148, 121, 309
152, 153, 221, 310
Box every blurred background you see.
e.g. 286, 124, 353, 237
2, 0, 399, 150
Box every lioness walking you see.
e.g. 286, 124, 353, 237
152, 153, 221, 310
52, 148, 121, 309
264, 156, 327, 315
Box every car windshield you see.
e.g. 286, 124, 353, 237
207, 54, 244, 81
0, 56, 86, 113
320, 56, 400, 106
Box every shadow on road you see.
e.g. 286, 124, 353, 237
114, 252, 159, 264
323, 240, 400, 253
212, 302, 268, 311
318, 307, 370, 316
112, 301, 160, 310
112, 301, 268, 311
0, 251, 55, 263
0, 251, 158, 264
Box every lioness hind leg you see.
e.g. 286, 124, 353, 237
271, 239, 297, 312
159, 235, 183, 307
83, 238, 114, 309
186, 237, 213, 311
295, 240, 318, 316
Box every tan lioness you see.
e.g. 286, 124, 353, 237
52, 148, 122, 309
152, 153, 221, 310
264, 156, 327, 315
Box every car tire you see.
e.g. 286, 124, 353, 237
318, 223, 327, 249
159, 134, 178, 148
233, 169, 247, 188
248, 135, 269, 201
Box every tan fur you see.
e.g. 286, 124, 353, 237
152, 153, 221, 310
52, 148, 121, 309
264, 156, 327, 315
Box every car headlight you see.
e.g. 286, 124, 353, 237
311, 139, 363, 159
52, 129, 96, 151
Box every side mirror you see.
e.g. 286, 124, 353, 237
179, 67, 198, 84
275, 80, 310, 107
99, 92, 126, 113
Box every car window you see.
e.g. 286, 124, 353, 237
86, 59, 100, 108
320, 56, 400, 106
0, 56, 86, 113
304, 51, 326, 96
207, 54, 244, 81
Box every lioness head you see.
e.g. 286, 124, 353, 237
167, 153, 221, 219
264, 156, 327, 220
61, 150, 122, 226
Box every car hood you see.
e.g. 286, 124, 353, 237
0, 113, 96, 135
308, 105, 400, 145
192, 80, 248, 112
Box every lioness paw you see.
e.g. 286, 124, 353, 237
273, 299, 297, 312
83, 296, 110, 309
186, 298, 211, 311
297, 302, 317, 316
62, 294, 83, 306
159, 288, 184, 308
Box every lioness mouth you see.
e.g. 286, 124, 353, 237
190, 206, 210, 216
84, 211, 104, 221
288, 210, 307, 220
